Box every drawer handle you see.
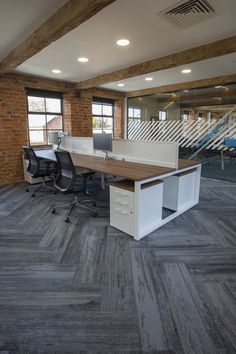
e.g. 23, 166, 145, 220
115, 191, 129, 197
115, 208, 129, 215
115, 199, 128, 206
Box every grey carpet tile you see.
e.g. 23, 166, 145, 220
0, 179, 235, 353
101, 233, 137, 312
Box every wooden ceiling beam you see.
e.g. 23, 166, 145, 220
156, 88, 236, 103
76, 35, 236, 89
0, 0, 116, 75
0, 73, 76, 92
127, 74, 236, 98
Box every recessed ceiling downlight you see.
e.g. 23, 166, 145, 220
78, 57, 89, 62
117, 83, 125, 87
145, 77, 153, 81
52, 69, 61, 74
116, 39, 130, 46
181, 69, 191, 74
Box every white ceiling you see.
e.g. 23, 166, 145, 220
0, 0, 236, 89
0, 0, 67, 61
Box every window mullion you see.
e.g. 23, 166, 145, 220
101, 104, 103, 133
44, 98, 47, 143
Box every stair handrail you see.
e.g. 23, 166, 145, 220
188, 104, 236, 159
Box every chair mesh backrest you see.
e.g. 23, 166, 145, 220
23, 146, 39, 176
54, 151, 76, 192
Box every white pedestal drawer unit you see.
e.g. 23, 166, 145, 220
110, 181, 135, 236
110, 179, 163, 238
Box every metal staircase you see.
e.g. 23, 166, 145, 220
189, 105, 236, 159
127, 105, 236, 160
194, 118, 228, 149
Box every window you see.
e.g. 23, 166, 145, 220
182, 110, 189, 122
197, 112, 203, 123
159, 111, 167, 121
128, 107, 141, 119
27, 89, 63, 145
92, 97, 114, 134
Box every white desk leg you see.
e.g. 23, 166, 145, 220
194, 165, 201, 203
221, 149, 224, 171
134, 180, 141, 241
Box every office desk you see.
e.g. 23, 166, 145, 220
36, 150, 201, 240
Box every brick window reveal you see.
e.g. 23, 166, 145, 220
26, 88, 63, 145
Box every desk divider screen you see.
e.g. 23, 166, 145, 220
112, 139, 178, 168
60, 137, 93, 154
60, 136, 178, 168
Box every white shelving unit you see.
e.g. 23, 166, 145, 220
163, 168, 197, 211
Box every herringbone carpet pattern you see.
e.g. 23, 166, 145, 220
0, 178, 235, 354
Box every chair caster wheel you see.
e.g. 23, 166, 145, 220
51, 208, 56, 214
53, 190, 57, 194
26, 188, 29, 192
92, 212, 97, 217
64, 217, 70, 223
92, 202, 96, 207
31, 193, 35, 197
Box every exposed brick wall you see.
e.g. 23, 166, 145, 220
114, 98, 124, 138
0, 73, 125, 185
63, 88, 125, 138
71, 95, 93, 137
0, 86, 28, 185
63, 92, 73, 133
79, 88, 125, 138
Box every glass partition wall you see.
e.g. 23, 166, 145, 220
127, 83, 236, 138
127, 84, 236, 180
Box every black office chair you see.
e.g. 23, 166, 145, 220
50, 150, 97, 222
23, 146, 58, 197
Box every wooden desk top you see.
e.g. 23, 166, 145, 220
36, 150, 201, 181
178, 159, 201, 170
71, 153, 175, 181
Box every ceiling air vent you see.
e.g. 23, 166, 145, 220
159, 0, 224, 30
